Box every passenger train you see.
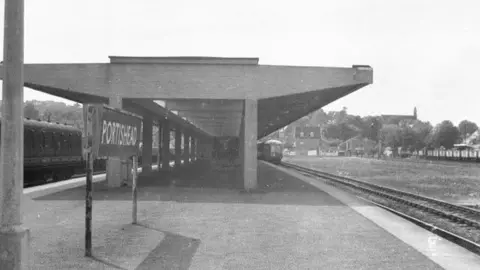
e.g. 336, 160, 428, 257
0, 118, 111, 186
257, 139, 284, 164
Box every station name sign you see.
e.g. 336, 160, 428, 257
83, 104, 142, 159
101, 120, 138, 146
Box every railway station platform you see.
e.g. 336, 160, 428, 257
23, 161, 480, 269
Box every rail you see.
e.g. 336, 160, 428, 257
280, 161, 480, 255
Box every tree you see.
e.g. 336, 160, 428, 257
431, 120, 460, 149
308, 109, 330, 126
380, 124, 401, 149
24, 102, 40, 119
329, 107, 348, 124
398, 122, 416, 150
458, 120, 478, 143
338, 122, 357, 141
361, 116, 383, 142
408, 120, 433, 150
42, 110, 52, 121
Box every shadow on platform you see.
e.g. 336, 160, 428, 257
134, 224, 200, 270
34, 160, 356, 206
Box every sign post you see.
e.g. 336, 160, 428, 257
84, 151, 93, 257
83, 104, 101, 257
132, 155, 138, 224
82, 104, 142, 257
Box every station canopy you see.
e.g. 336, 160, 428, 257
0, 56, 373, 139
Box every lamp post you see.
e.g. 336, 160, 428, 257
0, 0, 30, 269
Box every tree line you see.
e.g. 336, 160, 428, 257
1, 101, 477, 151
282, 107, 478, 151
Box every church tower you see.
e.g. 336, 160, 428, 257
413, 107, 417, 120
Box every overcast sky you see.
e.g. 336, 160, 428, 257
0, 0, 478, 126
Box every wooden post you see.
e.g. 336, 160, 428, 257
0, 0, 30, 269
85, 152, 93, 257
132, 156, 138, 224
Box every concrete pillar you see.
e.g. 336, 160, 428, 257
239, 117, 244, 165
157, 122, 162, 169
106, 96, 124, 187
142, 115, 153, 173
240, 99, 258, 190
161, 121, 170, 170
0, 0, 31, 269
183, 132, 190, 165
191, 136, 196, 161
175, 126, 182, 168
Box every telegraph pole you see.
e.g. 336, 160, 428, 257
0, 0, 30, 269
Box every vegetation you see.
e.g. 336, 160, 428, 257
286, 156, 480, 204
0, 100, 477, 152
279, 107, 478, 152
0, 100, 84, 129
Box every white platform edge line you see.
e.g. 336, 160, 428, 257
24, 165, 159, 200
261, 161, 480, 270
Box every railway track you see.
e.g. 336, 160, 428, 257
280, 161, 480, 255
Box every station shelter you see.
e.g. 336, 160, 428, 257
2, 56, 373, 190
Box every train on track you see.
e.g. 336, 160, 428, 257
0, 118, 176, 187
257, 139, 284, 164
0, 118, 109, 187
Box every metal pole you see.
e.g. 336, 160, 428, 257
132, 156, 138, 224
85, 152, 93, 257
0, 0, 30, 269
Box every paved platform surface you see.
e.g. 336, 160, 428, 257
24, 160, 453, 269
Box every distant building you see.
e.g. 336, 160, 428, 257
292, 126, 322, 155
338, 136, 376, 156
381, 107, 417, 125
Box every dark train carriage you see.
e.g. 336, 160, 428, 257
23, 119, 84, 184
0, 118, 84, 186
257, 139, 284, 164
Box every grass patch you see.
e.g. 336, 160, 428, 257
285, 156, 480, 204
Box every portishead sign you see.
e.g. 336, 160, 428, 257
83, 104, 142, 159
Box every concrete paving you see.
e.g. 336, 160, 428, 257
24, 160, 447, 269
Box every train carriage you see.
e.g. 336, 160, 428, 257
257, 139, 284, 164
0, 118, 84, 186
